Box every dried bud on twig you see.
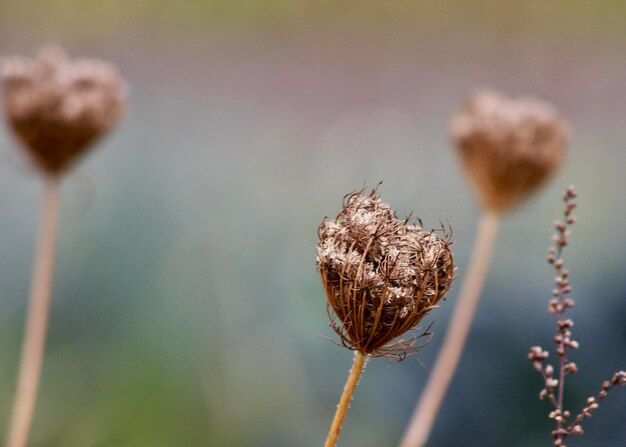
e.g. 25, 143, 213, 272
451, 90, 569, 213
316, 187, 455, 358
530, 187, 626, 446
1, 47, 127, 175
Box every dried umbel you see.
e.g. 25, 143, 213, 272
451, 90, 569, 213
317, 189, 455, 358
1, 47, 126, 175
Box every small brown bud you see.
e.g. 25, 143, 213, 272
548, 299, 559, 314
451, 90, 569, 213
317, 188, 455, 357
564, 362, 578, 374
1, 47, 127, 175
558, 319, 574, 329
567, 340, 579, 349
529, 346, 549, 361
546, 378, 559, 388
553, 428, 568, 437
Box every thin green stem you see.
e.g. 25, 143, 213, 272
399, 212, 501, 447
6, 178, 60, 447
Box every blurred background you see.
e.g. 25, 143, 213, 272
0, 1, 625, 446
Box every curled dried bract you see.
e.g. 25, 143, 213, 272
1, 47, 127, 175
316, 188, 455, 358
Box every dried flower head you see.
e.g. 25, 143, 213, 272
1, 47, 127, 175
316, 188, 455, 358
451, 90, 569, 213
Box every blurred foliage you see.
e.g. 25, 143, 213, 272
2, 0, 626, 40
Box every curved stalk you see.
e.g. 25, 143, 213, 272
6, 177, 60, 447
324, 351, 368, 447
399, 212, 500, 447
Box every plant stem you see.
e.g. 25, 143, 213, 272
399, 211, 501, 447
6, 177, 61, 447
324, 351, 368, 447
554, 242, 567, 443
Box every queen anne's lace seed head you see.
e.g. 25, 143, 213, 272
316, 188, 455, 358
1, 47, 127, 175
451, 90, 569, 213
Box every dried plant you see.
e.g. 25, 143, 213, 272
528, 186, 626, 447
401, 89, 569, 447
317, 187, 454, 447
451, 89, 569, 214
1, 47, 126, 447
2, 46, 126, 175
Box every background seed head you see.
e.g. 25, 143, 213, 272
1, 46, 127, 176
451, 90, 569, 213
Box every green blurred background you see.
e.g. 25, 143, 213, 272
1, 1, 625, 446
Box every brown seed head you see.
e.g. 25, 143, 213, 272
316, 188, 455, 358
451, 90, 569, 213
1, 47, 127, 175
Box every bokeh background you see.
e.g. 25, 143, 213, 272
0, 1, 625, 446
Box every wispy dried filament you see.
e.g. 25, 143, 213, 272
451, 90, 569, 213
317, 189, 454, 358
1, 47, 126, 175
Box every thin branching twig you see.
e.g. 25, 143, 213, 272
529, 186, 626, 446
